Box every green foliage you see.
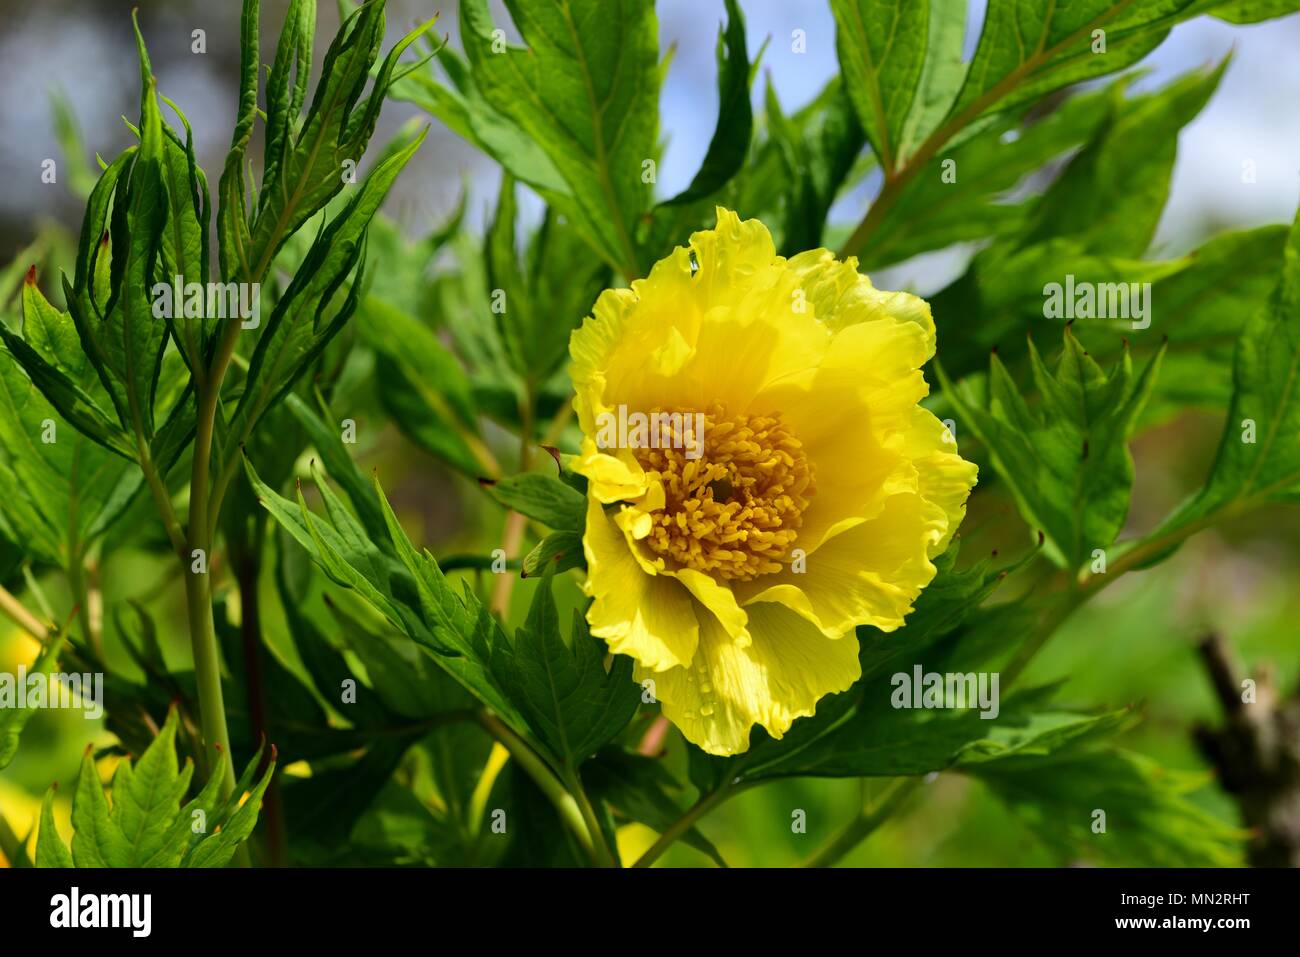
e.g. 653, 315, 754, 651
1148, 206, 1300, 538
971, 749, 1247, 867
939, 330, 1165, 570
492, 568, 640, 765
454, 0, 659, 276
5, 0, 1300, 871
36, 708, 274, 868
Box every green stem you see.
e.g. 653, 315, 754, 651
182, 560, 236, 799
65, 554, 101, 662
838, 0, 1141, 261
562, 764, 618, 867
632, 780, 744, 868
476, 712, 597, 864
0, 583, 50, 641
801, 777, 921, 868
176, 319, 244, 812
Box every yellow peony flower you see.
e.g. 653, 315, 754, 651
569, 209, 977, 756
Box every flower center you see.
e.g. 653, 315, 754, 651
631, 404, 814, 581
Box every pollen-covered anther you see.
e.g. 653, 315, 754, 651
633, 404, 814, 580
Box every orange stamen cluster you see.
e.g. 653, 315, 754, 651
632, 405, 814, 580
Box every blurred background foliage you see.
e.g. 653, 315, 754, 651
0, 0, 1299, 868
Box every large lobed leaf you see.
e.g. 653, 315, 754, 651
36, 707, 274, 868
939, 329, 1165, 570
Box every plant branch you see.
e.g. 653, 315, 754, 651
0, 584, 50, 642
802, 776, 922, 868
632, 779, 745, 868
475, 711, 598, 864
562, 763, 618, 867
839, 0, 1140, 262
490, 387, 536, 618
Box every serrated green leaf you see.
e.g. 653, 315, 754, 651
0, 281, 142, 565
939, 329, 1164, 569
285, 391, 388, 547
49, 708, 275, 868
238, 4, 434, 281
70, 747, 131, 867
493, 571, 639, 765
110, 707, 193, 865
246, 458, 531, 736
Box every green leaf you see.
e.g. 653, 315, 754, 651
928, 239, 1184, 381
522, 530, 585, 578
246, 458, 532, 736
1144, 200, 1300, 542
285, 391, 388, 548
584, 747, 727, 866
216, 0, 260, 280
971, 748, 1246, 866
484, 182, 609, 384
83, 16, 169, 440
661, 0, 752, 205
763, 78, 867, 256
50, 707, 275, 867
0, 277, 141, 565
156, 103, 213, 374
239, 3, 436, 281
830, 0, 929, 174
1133, 225, 1289, 420
1020, 61, 1225, 258
895, 0, 969, 162
455, 0, 660, 276
393, 46, 570, 203
938, 329, 1165, 569
486, 472, 585, 530
224, 126, 427, 455
858, 78, 1120, 270
355, 293, 484, 478
36, 787, 73, 868
945, 1, 1192, 128
492, 569, 639, 765
261, 0, 315, 204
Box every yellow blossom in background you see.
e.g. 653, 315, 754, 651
569, 208, 978, 756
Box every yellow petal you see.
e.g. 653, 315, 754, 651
754, 316, 932, 553
644, 601, 861, 756
582, 498, 697, 671
902, 407, 979, 555
734, 492, 947, 636
787, 247, 936, 346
